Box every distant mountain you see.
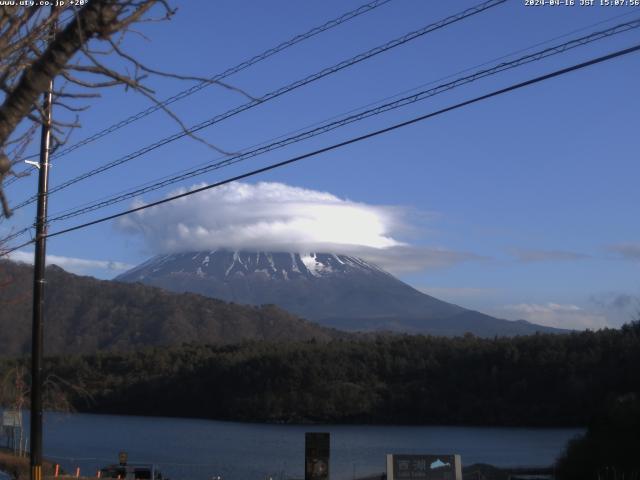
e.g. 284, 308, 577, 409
0, 260, 339, 357
116, 251, 565, 337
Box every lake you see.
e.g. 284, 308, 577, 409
31, 412, 582, 480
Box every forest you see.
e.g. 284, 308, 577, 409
2, 322, 639, 427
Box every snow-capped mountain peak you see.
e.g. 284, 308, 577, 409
119, 250, 387, 283
115, 249, 564, 337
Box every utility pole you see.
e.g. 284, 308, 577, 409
30, 70, 53, 480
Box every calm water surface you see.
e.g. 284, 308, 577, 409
35, 412, 582, 480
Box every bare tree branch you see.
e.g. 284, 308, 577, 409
0, 1, 240, 219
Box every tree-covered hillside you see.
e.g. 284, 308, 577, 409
0, 260, 340, 356
3, 324, 638, 426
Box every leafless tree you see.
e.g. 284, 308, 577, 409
1, 362, 93, 415
0, 1, 245, 220
0, 364, 29, 412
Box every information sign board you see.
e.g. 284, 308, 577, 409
1, 410, 21, 428
386, 454, 462, 480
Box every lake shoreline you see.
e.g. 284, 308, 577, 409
1, 450, 556, 480
8, 412, 582, 480
73, 406, 589, 429
15, 406, 590, 430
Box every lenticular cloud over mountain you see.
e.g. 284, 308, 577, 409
117, 181, 405, 253
117, 181, 478, 273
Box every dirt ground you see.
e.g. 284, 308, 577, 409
0, 450, 54, 480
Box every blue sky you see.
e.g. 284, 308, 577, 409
2, 0, 639, 329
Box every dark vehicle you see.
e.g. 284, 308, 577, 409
99, 464, 163, 480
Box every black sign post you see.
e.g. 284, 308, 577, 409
305, 432, 330, 480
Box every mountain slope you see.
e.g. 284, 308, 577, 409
0, 260, 339, 357
116, 251, 564, 337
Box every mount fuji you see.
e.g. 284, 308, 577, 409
116, 250, 565, 337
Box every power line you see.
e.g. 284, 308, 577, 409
9, 0, 506, 212
3, 15, 639, 249
7, 10, 634, 201
3, 17, 639, 246
47, 10, 640, 222
3, 0, 394, 187
42, 18, 640, 224
31, 43, 639, 243
1, 238, 34, 258
0, 227, 32, 245
8, 5, 635, 191
346, 8, 640, 120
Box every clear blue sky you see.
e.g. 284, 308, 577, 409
3, 0, 639, 329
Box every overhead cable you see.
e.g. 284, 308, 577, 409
44, 18, 640, 224
4, 0, 394, 187
31, 43, 640, 243
9, 0, 506, 211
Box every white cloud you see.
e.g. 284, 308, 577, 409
607, 243, 640, 261
588, 292, 639, 327
589, 292, 637, 311
8, 250, 133, 277
511, 249, 589, 262
418, 286, 498, 301
349, 245, 481, 274
501, 302, 610, 330
117, 181, 480, 273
